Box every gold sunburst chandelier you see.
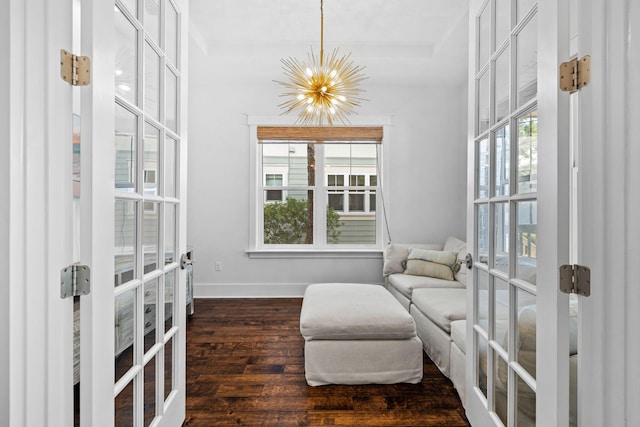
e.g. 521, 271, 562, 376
276, 0, 367, 126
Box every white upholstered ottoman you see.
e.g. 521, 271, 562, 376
300, 283, 423, 386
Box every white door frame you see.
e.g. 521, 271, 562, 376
2, 0, 75, 426
536, 0, 572, 424
575, 0, 640, 424
79, 0, 117, 424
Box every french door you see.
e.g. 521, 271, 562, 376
465, 0, 573, 425
80, 0, 189, 425
3, 0, 188, 425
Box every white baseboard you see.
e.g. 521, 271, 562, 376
194, 282, 386, 298
194, 282, 309, 298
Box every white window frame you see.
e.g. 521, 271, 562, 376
247, 114, 392, 258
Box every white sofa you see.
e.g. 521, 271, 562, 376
383, 237, 468, 401
383, 237, 578, 425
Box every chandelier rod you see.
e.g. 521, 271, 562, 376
320, 0, 324, 66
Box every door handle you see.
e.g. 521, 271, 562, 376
180, 252, 193, 270
465, 253, 473, 270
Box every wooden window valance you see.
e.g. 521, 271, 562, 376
257, 126, 383, 143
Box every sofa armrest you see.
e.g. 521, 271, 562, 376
382, 242, 443, 277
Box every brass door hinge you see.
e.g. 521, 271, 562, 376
559, 55, 591, 93
60, 49, 91, 86
559, 264, 591, 297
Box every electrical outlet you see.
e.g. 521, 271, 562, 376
215, 261, 222, 271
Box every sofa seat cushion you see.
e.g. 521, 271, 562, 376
450, 320, 466, 353
411, 288, 467, 333
388, 273, 465, 299
300, 283, 417, 341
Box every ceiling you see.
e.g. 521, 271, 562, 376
189, 0, 471, 86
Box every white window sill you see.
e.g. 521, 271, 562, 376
246, 248, 383, 259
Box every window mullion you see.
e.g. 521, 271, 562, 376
315, 145, 327, 248
257, 143, 265, 248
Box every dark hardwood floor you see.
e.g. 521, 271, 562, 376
184, 298, 470, 427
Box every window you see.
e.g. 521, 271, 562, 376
327, 174, 345, 211
326, 173, 376, 214
265, 173, 284, 202
143, 169, 156, 184
254, 125, 384, 250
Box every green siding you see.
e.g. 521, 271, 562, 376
329, 218, 376, 244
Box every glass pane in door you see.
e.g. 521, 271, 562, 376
494, 202, 509, 272
143, 279, 158, 354
476, 332, 489, 399
144, 123, 159, 196
477, 204, 489, 265
517, 111, 538, 194
495, 126, 510, 197
166, 1, 178, 66
494, 277, 510, 350
166, 67, 178, 133
114, 200, 136, 286
115, 105, 137, 192
120, 0, 137, 17
115, 381, 135, 427
478, 71, 490, 135
516, 288, 537, 378
164, 270, 175, 333
144, 43, 160, 121
163, 337, 174, 401
516, 374, 536, 425
495, 49, 510, 123
495, 0, 511, 48
144, 0, 161, 46
144, 356, 157, 426
495, 355, 509, 426
517, 0, 536, 22
478, 138, 490, 198
477, 269, 489, 328
516, 201, 537, 284
478, 4, 491, 69
143, 202, 159, 274
516, 14, 538, 107
165, 137, 177, 197
165, 203, 176, 264
115, 7, 138, 105
115, 289, 135, 382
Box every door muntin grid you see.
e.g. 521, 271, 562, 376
114, 0, 182, 425
472, 1, 538, 425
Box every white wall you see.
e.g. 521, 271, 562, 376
187, 38, 468, 297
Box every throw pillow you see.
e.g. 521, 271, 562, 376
404, 248, 458, 281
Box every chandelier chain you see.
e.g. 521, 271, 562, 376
320, 0, 324, 66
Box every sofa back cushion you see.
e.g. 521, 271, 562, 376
382, 242, 442, 277
404, 248, 458, 281
443, 236, 468, 285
